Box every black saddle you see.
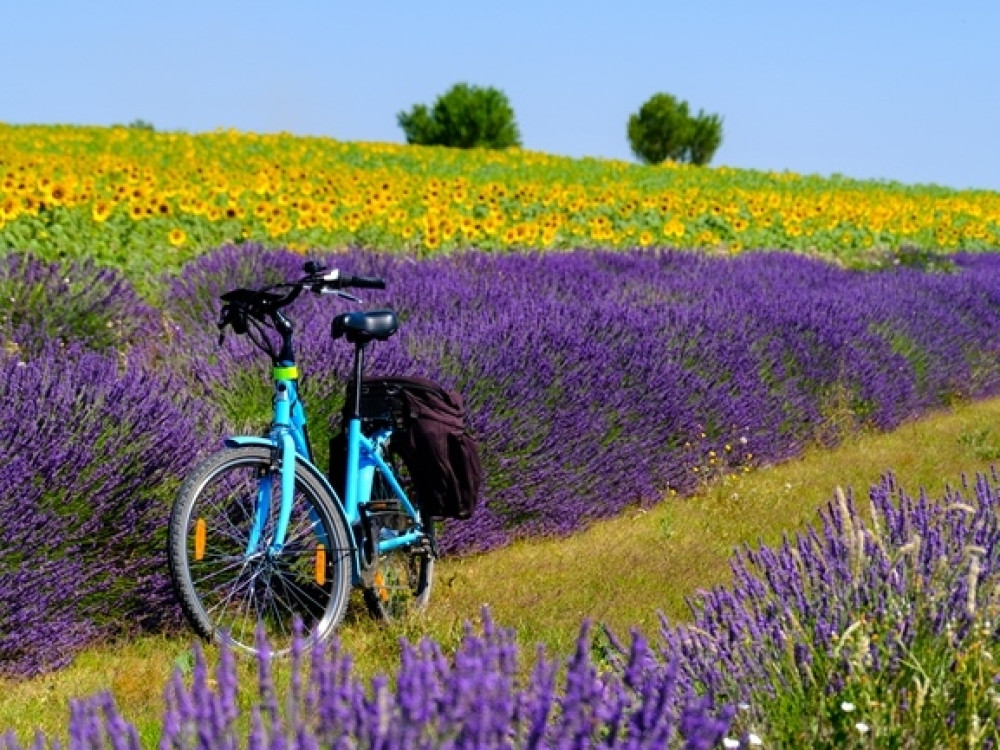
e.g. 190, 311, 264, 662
331, 309, 399, 345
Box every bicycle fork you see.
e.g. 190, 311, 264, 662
244, 430, 299, 556
245, 382, 313, 557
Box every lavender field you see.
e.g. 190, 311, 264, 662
4, 245, 1000, 743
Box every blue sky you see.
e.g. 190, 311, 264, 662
4, 1, 998, 191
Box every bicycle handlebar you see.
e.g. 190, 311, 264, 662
216, 262, 386, 346
346, 275, 386, 290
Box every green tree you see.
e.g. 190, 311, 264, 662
127, 119, 155, 131
398, 83, 521, 149
627, 93, 723, 166
687, 111, 724, 166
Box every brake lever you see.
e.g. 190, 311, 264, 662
319, 288, 362, 303
336, 290, 363, 303
216, 302, 249, 345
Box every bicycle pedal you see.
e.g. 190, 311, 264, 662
414, 533, 439, 559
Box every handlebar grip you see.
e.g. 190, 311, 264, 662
347, 275, 386, 289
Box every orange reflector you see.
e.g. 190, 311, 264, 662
374, 570, 389, 602
194, 518, 206, 561
315, 544, 326, 585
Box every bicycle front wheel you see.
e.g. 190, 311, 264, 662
167, 445, 353, 655
362, 444, 435, 622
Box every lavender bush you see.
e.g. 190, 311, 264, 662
0, 343, 220, 677
161, 245, 1000, 554
657, 471, 1000, 746
0, 252, 162, 358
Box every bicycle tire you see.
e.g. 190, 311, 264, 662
167, 445, 353, 655
362, 442, 435, 622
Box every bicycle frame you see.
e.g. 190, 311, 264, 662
226, 357, 425, 583
345, 421, 424, 553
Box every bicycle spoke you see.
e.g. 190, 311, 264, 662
187, 557, 253, 590
203, 560, 255, 621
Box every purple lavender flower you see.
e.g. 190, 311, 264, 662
654, 470, 1000, 743
150, 612, 733, 749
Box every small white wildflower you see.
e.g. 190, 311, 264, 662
841, 701, 856, 712
16, 361, 26, 368
855, 721, 870, 734
748, 733, 763, 746
739, 435, 749, 445
722, 739, 739, 749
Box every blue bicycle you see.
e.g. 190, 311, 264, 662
167, 261, 435, 655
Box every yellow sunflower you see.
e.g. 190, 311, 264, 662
167, 228, 187, 247
1, 197, 18, 220
92, 200, 113, 223
44, 182, 69, 206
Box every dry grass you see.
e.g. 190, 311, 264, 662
5, 396, 1000, 746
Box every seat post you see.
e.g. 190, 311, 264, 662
349, 342, 367, 419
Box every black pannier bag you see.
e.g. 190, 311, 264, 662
329, 376, 482, 520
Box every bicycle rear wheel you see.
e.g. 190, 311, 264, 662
168, 445, 353, 655
362, 444, 435, 622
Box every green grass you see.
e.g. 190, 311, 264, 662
6, 395, 1000, 746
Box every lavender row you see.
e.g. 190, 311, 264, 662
0, 255, 227, 677
9, 612, 733, 750
160, 245, 1000, 554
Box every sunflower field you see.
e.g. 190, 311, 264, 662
2, 122, 999, 287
